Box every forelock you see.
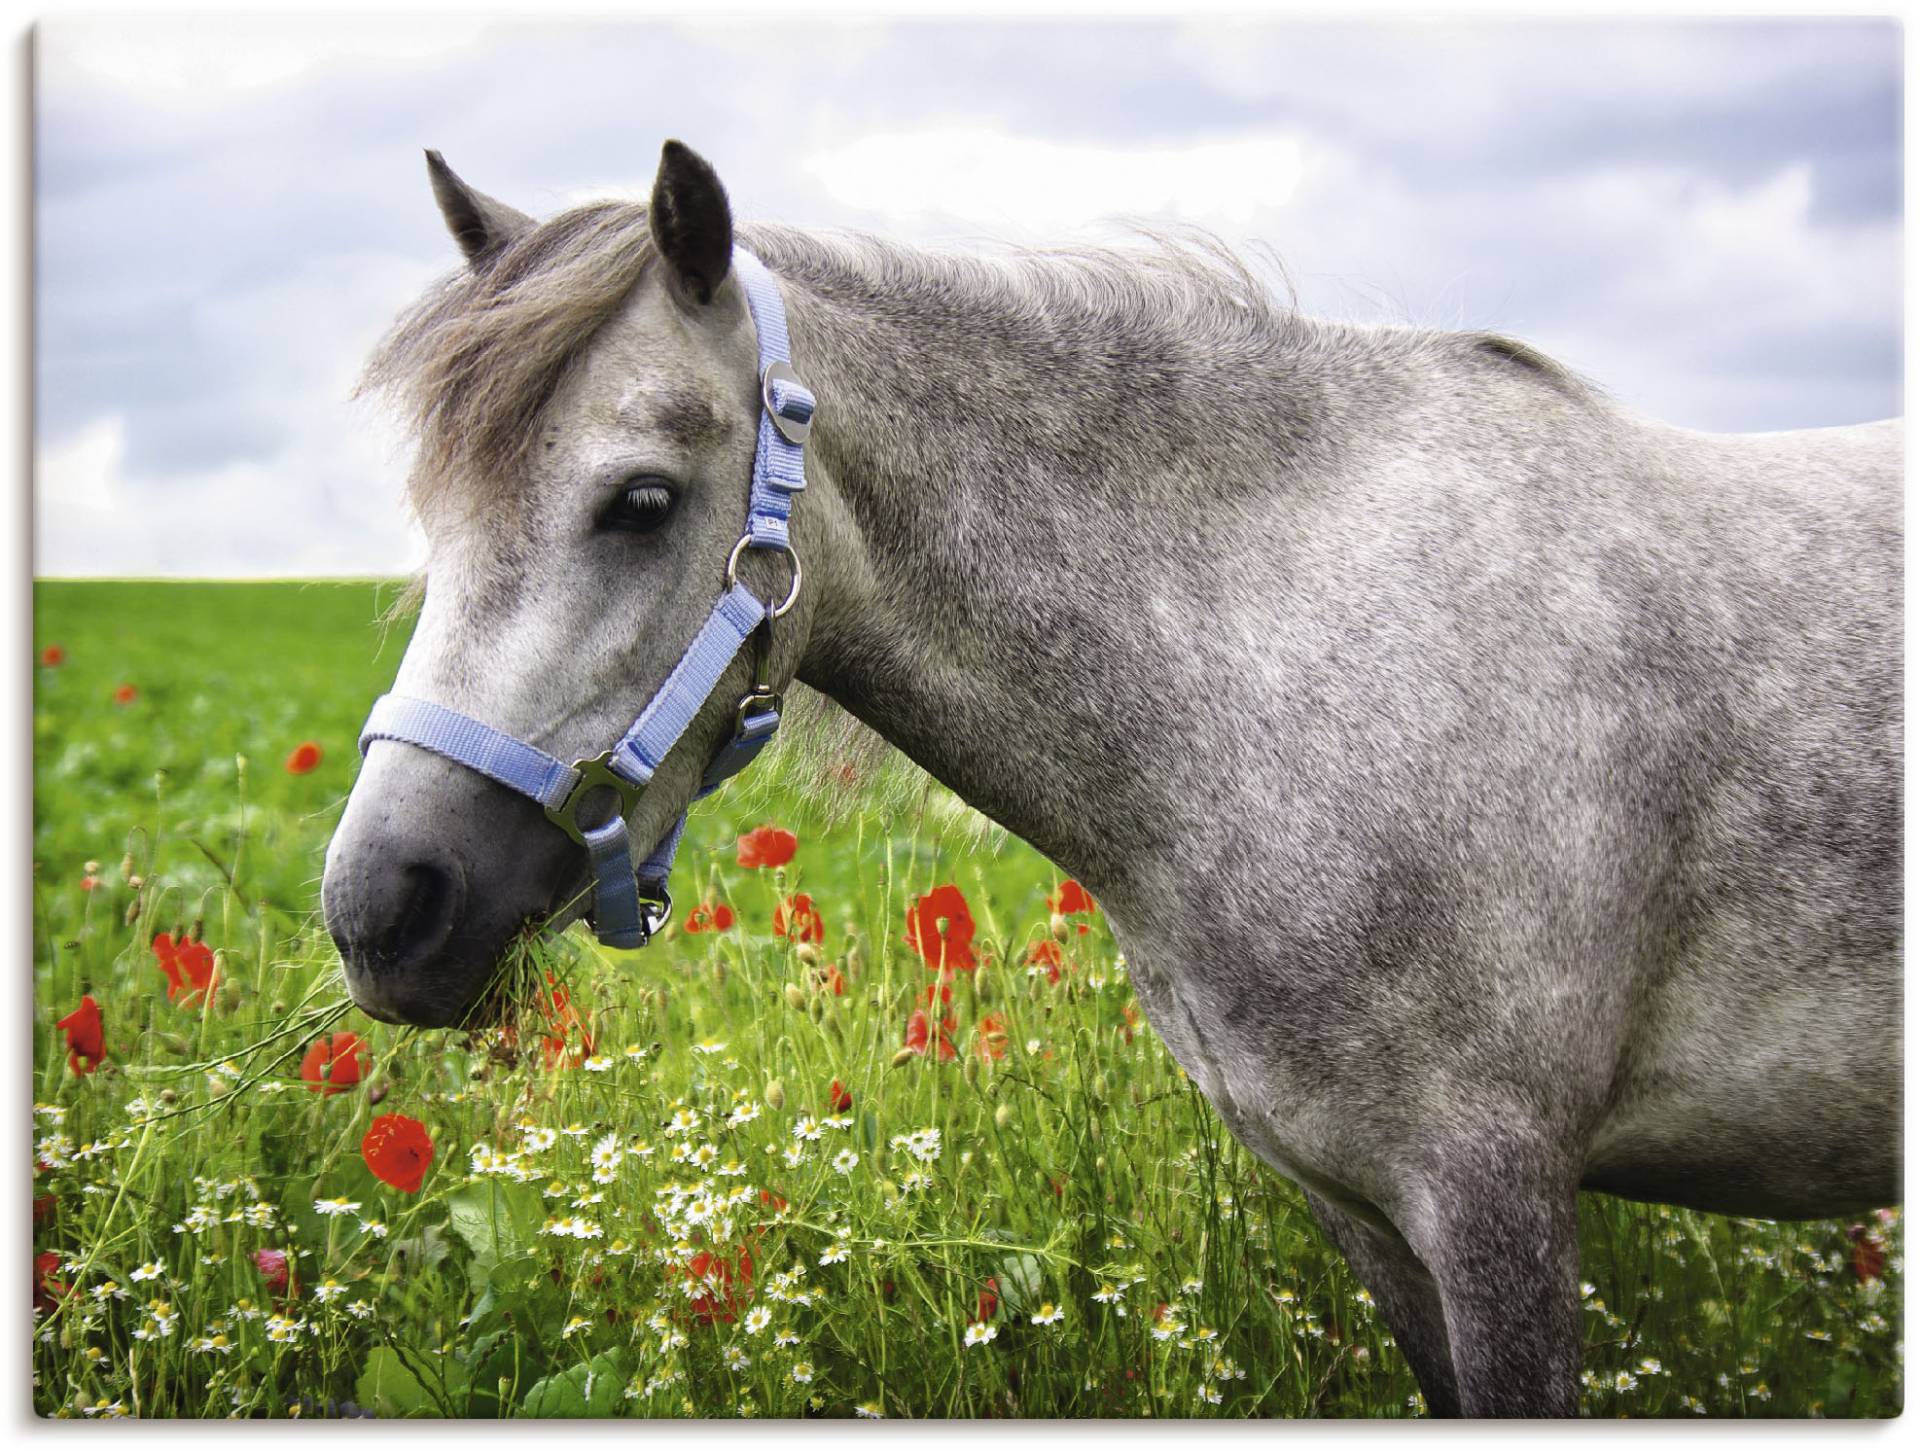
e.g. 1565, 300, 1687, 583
359, 201, 659, 522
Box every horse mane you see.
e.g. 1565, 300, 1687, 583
362, 203, 1586, 834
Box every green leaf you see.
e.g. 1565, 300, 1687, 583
388, 1222, 451, 1274
993, 1250, 1046, 1317
518, 1348, 631, 1418
355, 1345, 435, 1418
445, 1180, 543, 1283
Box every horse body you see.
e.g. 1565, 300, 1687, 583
325, 145, 1900, 1416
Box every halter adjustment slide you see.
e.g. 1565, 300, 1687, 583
762, 361, 815, 447
546, 752, 650, 847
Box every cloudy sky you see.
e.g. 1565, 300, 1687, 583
33, 13, 1902, 577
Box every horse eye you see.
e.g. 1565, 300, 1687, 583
600, 478, 676, 535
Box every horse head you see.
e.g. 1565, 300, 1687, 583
323, 142, 817, 1027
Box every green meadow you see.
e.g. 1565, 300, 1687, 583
29, 579, 1903, 1418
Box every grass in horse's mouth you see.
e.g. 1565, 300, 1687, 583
457, 923, 551, 1033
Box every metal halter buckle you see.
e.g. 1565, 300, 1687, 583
545, 752, 648, 847
636, 890, 673, 941
762, 360, 814, 446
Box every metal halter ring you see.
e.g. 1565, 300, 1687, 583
724, 535, 802, 619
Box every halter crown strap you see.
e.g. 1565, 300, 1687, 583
357, 243, 810, 950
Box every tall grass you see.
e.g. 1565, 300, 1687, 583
29, 581, 1902, 1418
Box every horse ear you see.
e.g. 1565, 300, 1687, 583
425, 150, 534, 268
649, 140, 733, 305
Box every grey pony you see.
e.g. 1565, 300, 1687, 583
323, 141, 1902, 1417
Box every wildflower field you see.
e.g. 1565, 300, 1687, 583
30, 580, 1903, 1419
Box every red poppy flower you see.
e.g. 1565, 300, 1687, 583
677, 1243, 756, 1324
151, 933, 185, 999
79, 874, 100, 892
921, 978, 954, 1007
285, 741, 324, 775
34, 1251, 67, 1314
1849, 1223, 1888, 1283
1050, 879, 1097, 934
112, 683, 138, 706
32, 1194, 56, 1226
827, 1079, 853, 1113
299, 1032, 367, 1095
978, 1276, 1000, 1320
55, 995, 104, 1074
252, 1247, 297, 1298
903, 1008, 957, 1062
539, 973, 593, 1069
1026, 939, 1066, 985
362, 1113, 434, 1194
736, 825, 798, 869
152, 932, 219, 1005
178, 938, 217, 999
1118, 1002, 1143, 1045
685, 901, 736, 934
904, 884, 978, 972
819, 963, 846, 997
38, 644, 64, 668
974, 1011, 1010, 1063
1049, 880, 1096, 916
773, 892, 825, 944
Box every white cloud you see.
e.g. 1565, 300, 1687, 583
38, 15, 499, 109
802, 126, 1309, 239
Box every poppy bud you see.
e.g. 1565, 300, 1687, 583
889, 1047, 917, 1069
123, 898, 142, 926
765, 1079, 785, 1110
784, 984, 807, 1012
1092, 1073, 1108, 1103
1050, 913, 1070, 941
994, 1102, 1013, 1130
1095, 1155, 1106, 1173
962, 1054, 979, 1086
976, 972, 994, 1004
269, 1000, 287, 1016
119, 853, 135, 880
190, 917, 204, 942
368, 1077, 391, 1107
158, 1032, 190, 1056
795, 943, 822, 967
846, 943, 864, 976
158, 1088, 178, 1106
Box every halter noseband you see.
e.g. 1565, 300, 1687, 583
356, 246, 814, 950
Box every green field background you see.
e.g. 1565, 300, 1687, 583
28, 580, 1903, 1418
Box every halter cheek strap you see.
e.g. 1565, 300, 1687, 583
356, 245, 814, 950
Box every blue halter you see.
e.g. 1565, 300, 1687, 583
356, 246, 814, 949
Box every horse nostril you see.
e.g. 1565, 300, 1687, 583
377, 860, 462, 969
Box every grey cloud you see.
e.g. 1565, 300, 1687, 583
32, 16, 1902, 575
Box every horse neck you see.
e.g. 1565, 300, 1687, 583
750, 227, 1336, 890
